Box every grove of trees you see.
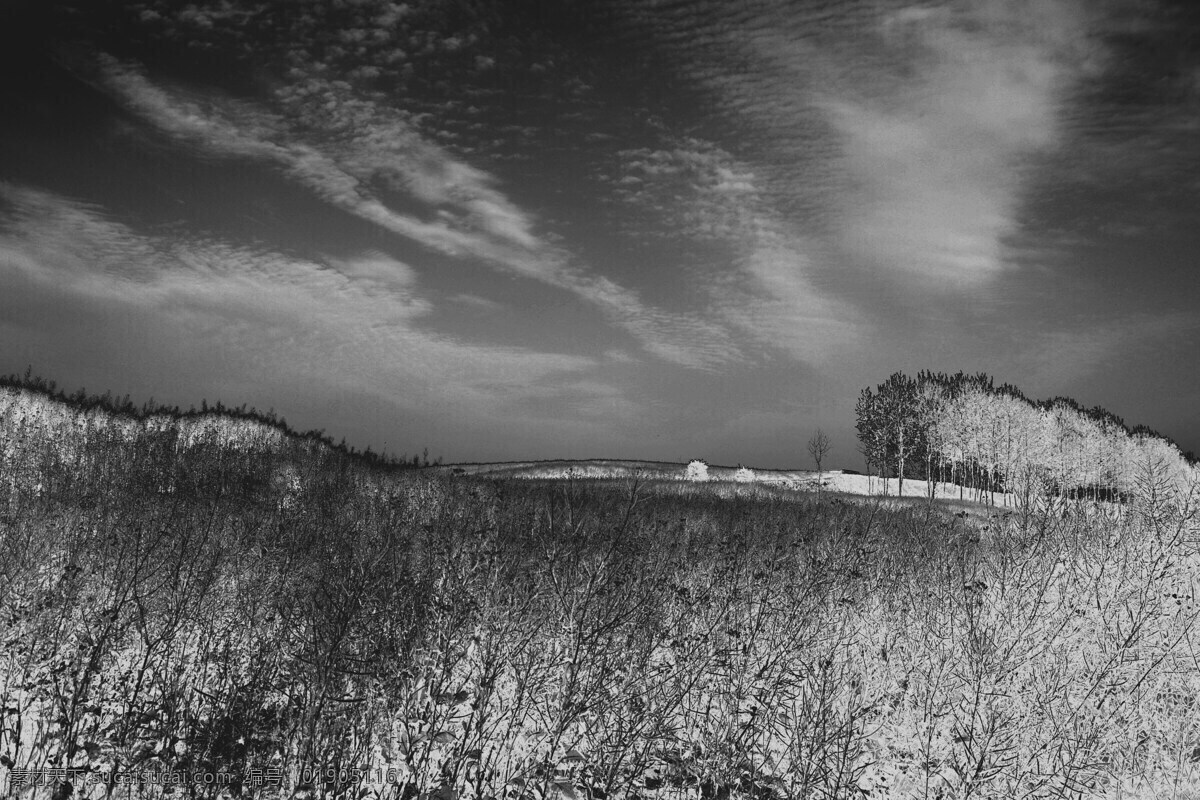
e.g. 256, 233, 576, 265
855, 371, 1197, 508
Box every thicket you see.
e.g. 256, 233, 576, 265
855, 371, 1197, 507
0, 369, 439, 470
2, 388, 1200, 799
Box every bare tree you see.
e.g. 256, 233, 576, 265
807, 429, 831, 493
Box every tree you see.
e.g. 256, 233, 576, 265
875, 373, 921, 497
807, 429, 831, 492
918, 382, 947, 503
855, 388, 884, 492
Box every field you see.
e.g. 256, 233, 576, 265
436, 460, 1014, 504
436, 461, 1035, 524
3, 415, 1200, 800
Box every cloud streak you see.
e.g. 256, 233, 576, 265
612, 0, 1104, 288
93, 57, 740, 369
97, 57, 549, 272
0, 182, 637, 431
823, 0, 1100, 284
607, 137, 866, 364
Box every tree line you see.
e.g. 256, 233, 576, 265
854, 370, 1197, 506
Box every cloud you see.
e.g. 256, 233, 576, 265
0, 182, 640, 430
609, 0, 1104, 288
608, 140, 761, 244
821, 0, 1099, 284
608, 138, 866, 364
586, 0, 1114, 370
97, 57, 544, 268
93, 57, 738, 369
721, 227, 866, 364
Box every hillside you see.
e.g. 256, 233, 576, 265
2, 379, 1200, 799
0, 375, 434, 498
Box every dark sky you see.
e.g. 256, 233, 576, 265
1, 0, 1197, 467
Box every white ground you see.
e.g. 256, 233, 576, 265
438, 460, 1020, 506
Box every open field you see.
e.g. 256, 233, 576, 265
4, 0, 1200, 797
3, 404, 1200, 799
437, 460, 1018, 508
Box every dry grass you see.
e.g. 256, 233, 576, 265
1, 425, 1199, 799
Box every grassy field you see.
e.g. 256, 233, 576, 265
2, 422, 1200, 799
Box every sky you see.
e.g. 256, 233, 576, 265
1, 0, 1197, 468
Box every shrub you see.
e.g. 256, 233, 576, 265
2, 393, 1199, 800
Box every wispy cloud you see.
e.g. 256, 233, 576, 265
97, 57, 549, 272
607, 140, 761, 244
607, 138, 866, 364
0, 182, 639, 430
93, 57, 739, 369
612, 0, 1104, 288
822, 0, 1100, 284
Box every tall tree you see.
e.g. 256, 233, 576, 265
917, 380, 948, 501
855, 387, 885, 492
875, 373, 921, 497
853, 369, 1198, 508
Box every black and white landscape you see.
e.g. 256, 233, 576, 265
1, 1, 1199, 798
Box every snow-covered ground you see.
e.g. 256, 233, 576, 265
437, 460, 1022, 506
819, 473, 1016, 505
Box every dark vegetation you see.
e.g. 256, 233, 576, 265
1, 377, 1199, 799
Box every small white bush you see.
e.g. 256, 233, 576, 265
686, 459, 709, 482
734, 466, 754, 483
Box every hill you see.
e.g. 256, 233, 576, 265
2, 376, 1200, 799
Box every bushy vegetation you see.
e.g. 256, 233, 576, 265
0, 369, 439, 471
1, 381, 1199, 799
